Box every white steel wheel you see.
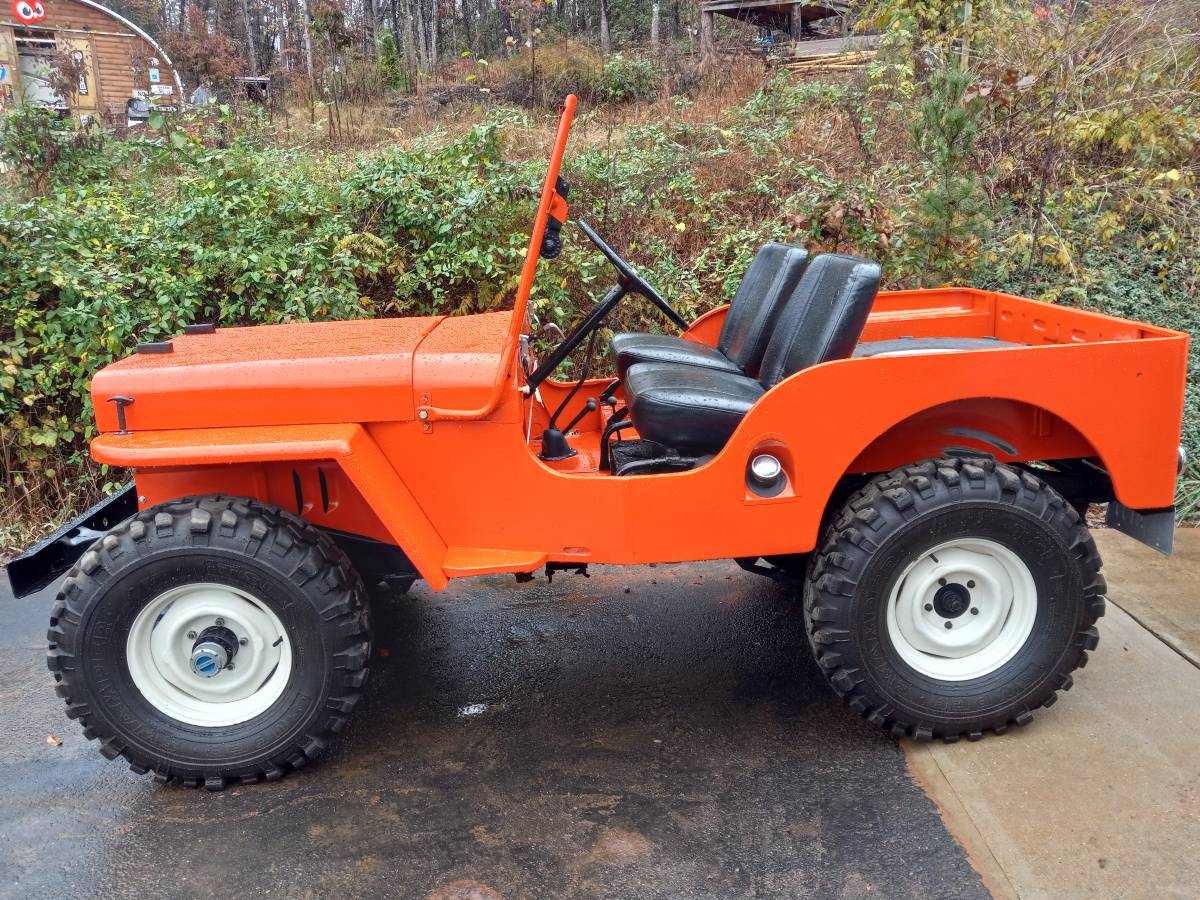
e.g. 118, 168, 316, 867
885, 538, 1037, 682
125, 583, 293, 727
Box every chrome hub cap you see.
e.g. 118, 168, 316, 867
886, 538, 1037, 681
126, 583, 293, 726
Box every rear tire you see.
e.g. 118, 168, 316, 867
804, 458, 1106, 741
47, 495, 371, 789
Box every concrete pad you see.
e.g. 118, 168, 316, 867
908, 540, 1200, 900
1093, 528, 1200, 666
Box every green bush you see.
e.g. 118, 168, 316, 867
343, 124, 540, 314
0, 105, 113, 190
377, 31, 408, 91
599, 54, 664, 104
899, 66, 990, 283
504, 41, 605, 105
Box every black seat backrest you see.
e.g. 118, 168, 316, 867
718, 243, 809, 377
757, 253, 882, 389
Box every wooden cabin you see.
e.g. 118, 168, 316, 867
0, 0, 182, 123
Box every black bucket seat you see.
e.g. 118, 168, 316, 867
610, 243, 809, 379
623, 254, 882, 455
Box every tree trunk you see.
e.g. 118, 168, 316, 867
650, 1, 661, 46
413, 0, 429, 70
238, 0, 259, 76
400, 0, 420, 75
301, 0, 315, 88
363, 0, 377, 56
789, 2, 805, 46
700, 8, 715, 65
428, 0, 439, 67
599, 0, 610, 54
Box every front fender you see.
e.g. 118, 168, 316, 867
91, 424, 450, 590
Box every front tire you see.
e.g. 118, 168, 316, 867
805, 458, 1106, 742
47, 495, 372, 789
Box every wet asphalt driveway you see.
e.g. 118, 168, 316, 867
0, 561, 985, 899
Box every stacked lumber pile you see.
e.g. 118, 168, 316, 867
780, 48, 877, 73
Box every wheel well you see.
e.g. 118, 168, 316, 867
831, 456, 1114, 529
846, 398, 1103, 477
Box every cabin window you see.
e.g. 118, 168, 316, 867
13, 27, 62, 108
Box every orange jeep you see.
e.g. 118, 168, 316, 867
9, 96, 1188, 789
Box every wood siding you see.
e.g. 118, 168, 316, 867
0, 0, 180, 121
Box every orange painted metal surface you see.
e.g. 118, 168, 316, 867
92, 317, 442, 434
84, 93, 1189, 588
95, 424, 450, 589
411, 311, 518, 419
92, 285, 1185, 582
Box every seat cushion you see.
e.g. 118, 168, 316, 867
717, 243, 809, 375
758, 254, 882, 388
610, 332, 742, 379
625, 361, 765, 455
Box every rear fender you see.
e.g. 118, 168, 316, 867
90, 424, 450, 590
732, 339, 1185, 523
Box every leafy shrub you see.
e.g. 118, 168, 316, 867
502, 41, 605, 104
503, 45, 663, 107
376, 30, 408, 91
599, 53, 664, 104
0, 106, 112, 191
739, 72, 849, 125
344, 124, 540, 314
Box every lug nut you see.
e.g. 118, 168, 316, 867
938, 578, 947, 586
214, 617, 225, 626
970, 607, 979, 615
924, 603, 933, 612
944, 621, 953, 629
239, 637, 248, 646
967, 580, 976, 589
186, 630, 197, 639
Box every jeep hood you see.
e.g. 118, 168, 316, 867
91, 316, 450, 434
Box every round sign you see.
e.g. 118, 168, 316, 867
13, 0, 46, 24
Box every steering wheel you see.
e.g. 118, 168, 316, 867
524, 219, 691, 394
577, 219, 689, 330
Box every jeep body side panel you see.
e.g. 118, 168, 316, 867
87, 283, 1186, 586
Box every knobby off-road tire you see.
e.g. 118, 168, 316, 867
47, 495, 372, 789
804, 457, 1106, 742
